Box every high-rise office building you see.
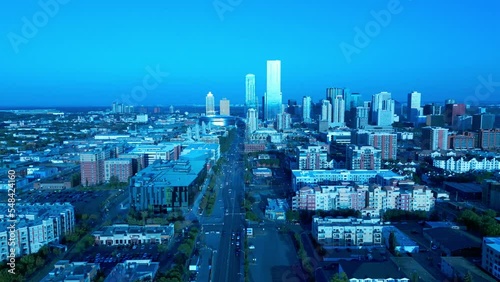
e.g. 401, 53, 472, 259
206, 92, 216, 116
354, 106, 369, 129
407, 91, 422, 122
169, 105, 174, 114
326, 87, 344, 102
472, 113, 495, 131
444, 101, 466, 126
220, 98, 230, 116
264, 60, 282, 121
371, 92, 395, 126
246, 108, 258, 134
349, 93, 362, 110
321, 100, 332, 123
302, 96, 312, 123
423, 103, 441, 115
245, 74, 256, 109
276, 112, 292, 131
332, 94, 345, 126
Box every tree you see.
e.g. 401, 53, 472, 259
463, 271, 473, 282
389, 231, 397, 253
330, 272, 348, 282
411, 271, 419, 282
141, 211, 149, 225
178, 243, 192, 256
286, 210, 300, 222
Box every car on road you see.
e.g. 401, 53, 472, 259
249, 245, 255, 250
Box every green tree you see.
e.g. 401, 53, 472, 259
463, 271, 473, 282
141, 211, 149, 225
286, 210, 300, 222
158, 243, 168, 253
389, 231, 397, 253
330, 272, 348, 282
178, 243, 192, 256
411, 271, 419, 282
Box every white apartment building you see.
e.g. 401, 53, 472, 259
296, 144, 330, 170
433, 156, 500, 173
0, 203, 75, 260
312, 216, 384, 247
292, 169, 405, 191
482, 237, 500, 280
292, 184, 434, 214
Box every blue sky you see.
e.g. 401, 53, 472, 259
1, 0, 499, 107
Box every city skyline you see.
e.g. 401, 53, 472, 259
1, 1, 500, 107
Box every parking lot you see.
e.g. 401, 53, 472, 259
20, 189, 115, 214
69, 243, 164, 275
247, 226, 300, 282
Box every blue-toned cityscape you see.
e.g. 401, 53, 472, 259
2, 1, 500, 282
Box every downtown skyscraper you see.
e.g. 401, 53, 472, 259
245, 74, 257, 109
206, 91, 216, 116
246, 108, 258, 134
332, 94, 345, 126
302, 96, 312, 123
220, 98, 230, 116
264, 60, 282, 121
371, 92, 395, 126
407, 91, 422, 123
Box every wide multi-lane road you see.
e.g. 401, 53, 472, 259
211, 127, 246, 282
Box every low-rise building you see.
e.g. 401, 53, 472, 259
382, 226, 419, 253
312, 216, 384, 247
482, 237, 500, 280
265, 199, 288, 220
92, 224, 174, 246
33, 180, 74, 190
253, 168, 272, 177
41, 260, 100, 282
104, 259, 159, 282
424, 227, 481, 257
441, 257, 496, 282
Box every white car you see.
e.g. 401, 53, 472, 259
249, 245, 255, 250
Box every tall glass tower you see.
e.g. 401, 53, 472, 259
245, 74, 256, 108
264, 60, 282, 121
206, 91, 215, 116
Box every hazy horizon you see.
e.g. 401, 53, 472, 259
2, 0, 500, 107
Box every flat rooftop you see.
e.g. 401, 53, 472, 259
483, 237, 500, 253
442, 257, 497, 282
443, 182, 482, 193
